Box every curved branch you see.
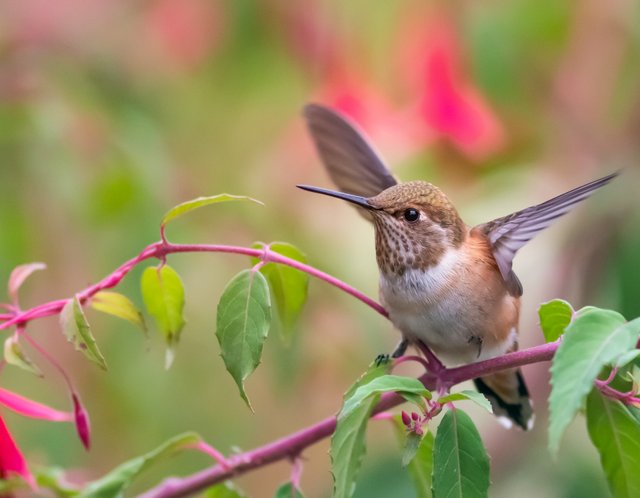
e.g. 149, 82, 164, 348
0, 242, 387, 331
0, 238, 558, 498
138, 341, 559, 498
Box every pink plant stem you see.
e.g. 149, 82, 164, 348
0, 243, 387, 332
416, 340, 445, 372
190, 442, 230, 470
138, 341, 559, 498
444, 341, 559, 385
290, 456, 303, 490
595, 380, 640, 405
163, 244, 388, 317
0, 237, 560, 498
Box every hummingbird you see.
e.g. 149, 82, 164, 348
298, 103, 617, 430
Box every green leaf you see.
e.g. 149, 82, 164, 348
331, 361, 390, 498
614, 350, 640, 370
252, 242, 309, 344
538, 299, 574, 342
36, 467, 80, 497
0, 477, 27, 495
273, 482, 304, 498
586, 389, 640, 498
140, 265, 186, 368
204, 481, 246, 498
4, 334, 41, 376
91, 291, 146, 334
577, 305, 601, 317
400, 392, 428, 413
161, 194, 263, 228
438, 390, 493, 413
402, 432, 424, 468
216, 269, 271, 409
549, 309, 640, 454
392, 416, 433, 497
407, 433, 434, 497
432, 409, 490, 498
78, 432, 200, 498
340, 375, 431, 420
627, 405, 640, 426
60, 296, 107, 371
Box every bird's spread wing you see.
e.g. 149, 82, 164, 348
477, 172, 618, 296
304, 104, 397, 220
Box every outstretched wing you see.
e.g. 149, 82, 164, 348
303, 104, 397, 219
477, 172, 618, 296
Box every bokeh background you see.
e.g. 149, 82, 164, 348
1, 0, 639, 496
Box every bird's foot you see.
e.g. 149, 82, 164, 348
374, 354, 391, 367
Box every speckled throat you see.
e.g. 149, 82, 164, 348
373, 217, 449, 275
369, 181, 466, 276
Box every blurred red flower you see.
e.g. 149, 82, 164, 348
0, 414, 34, 488
0, 387, 76, 488
300, 10, 506, 162
406, 17, 506, 160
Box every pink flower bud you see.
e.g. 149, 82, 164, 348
411, 412, 420, 421
72, 393, 91, 450
401, 411, 411, 427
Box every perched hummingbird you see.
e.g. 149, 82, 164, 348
298, 103, 617, 430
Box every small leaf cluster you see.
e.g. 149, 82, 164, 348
541, 300, 640, 498
331, 361, 492, 498
60, 195, 311, 410
2, 193, 639, 498
326, 300, 640, 498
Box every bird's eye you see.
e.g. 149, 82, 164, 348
403, 208, 420, 222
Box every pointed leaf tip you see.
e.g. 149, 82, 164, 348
438, 390, 493, 414
549, 309, 640, 454
339, 375, 431, 420
80, 432, 200, 496
91, 291, 147, 334
273, 482, 305, 498
216, 270, 271, 410
161, 194, 263, 228
539, 299, 574, 343
141, 265, 186, 358
4, 334, 42, 377
60, 296, 108, 371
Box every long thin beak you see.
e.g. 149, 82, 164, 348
297, 184, 375, 210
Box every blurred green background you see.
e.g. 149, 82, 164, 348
0, 0, 639, 496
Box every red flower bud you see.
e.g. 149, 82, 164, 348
72, 393, 91, 450
401, 411, 411, 427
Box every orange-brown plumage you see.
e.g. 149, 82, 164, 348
299, 103, 617, 430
